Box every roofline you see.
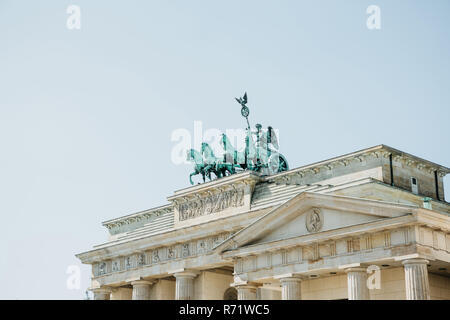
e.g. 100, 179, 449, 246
101, 203, 172, 226
100, 144, 449, 229
266, 144, 450, 181
379, 144, 450, 171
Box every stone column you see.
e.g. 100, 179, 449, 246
345, 267, 370, 300
279, 277, 302, 300
235, 285, 258, 300
92, 287, 112, 300
110, 287, 132, 300
402, 259, 430, 300
131, 280, 154, 300
174, 271, 198, 300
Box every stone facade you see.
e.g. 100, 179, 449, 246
76, 145, 450, 300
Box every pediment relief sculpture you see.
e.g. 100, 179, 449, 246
306, 208, 323, 233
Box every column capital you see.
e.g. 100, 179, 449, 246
90, 287, 112, 294
344, 267, 367, 273
233, 282, 259, 300
127, 276, 155, 286
338, 262, 360, 270
401, 258, 429, 266
130, 280, 155, 286
230, 280, 259, 289
278, 278, 303, 285
129, 278, 153, 300
91, 287, 112, 300
274, 273, 303, 282
279, 277, 302, 283
170, 269, 199, 279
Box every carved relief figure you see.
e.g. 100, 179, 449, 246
212, 236, 220, 247
310, 212, 320, 230
99, 262, 106, 275
178, 189, 245, 221
198, 240, 206, 254
112, 261, 119, 272
138, 254, 145, 266
152, 250, 160, 263
167, 247, 175, 259
306, 208, 323, 233
182, 243, 190, 257
125, 257, 132, 269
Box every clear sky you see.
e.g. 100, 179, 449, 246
0, 0, 449, 299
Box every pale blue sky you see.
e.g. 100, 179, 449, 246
0, 1, 449, 299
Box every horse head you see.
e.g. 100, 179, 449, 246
201, 142, 217, 159
186, 148, 202, 165
220, 133, 228, 147
201, 142, 208, 153
267, 126, 279, 149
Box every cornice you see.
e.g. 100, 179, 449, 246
75, 205, 267, 264
167, 171, 261, 204
414, 209, 450, 232
266, 144, 450, 184
101, 204, 173, 230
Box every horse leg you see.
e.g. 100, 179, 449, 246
204, 165, 213, 180
189, 172, 196, 185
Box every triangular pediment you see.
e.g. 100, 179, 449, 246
216, 192, 415, 252
252, 207, 382, 245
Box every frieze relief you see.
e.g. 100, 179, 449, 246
177, 188, 245, 221
99, 262, 107, 275
112, 260, 120, 272
137, 253, 145, 266
305, 208, 323, 233
234, 227, 420, 275
125, 256, 132, 270
93, 232, 233, 277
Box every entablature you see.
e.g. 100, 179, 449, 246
229, 223, 450, 283
168, 171, 261, 229
76, 204, 270, 265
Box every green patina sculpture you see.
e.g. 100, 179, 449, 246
187, 92, 289, 184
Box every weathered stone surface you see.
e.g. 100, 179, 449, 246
78, 145, 450, 300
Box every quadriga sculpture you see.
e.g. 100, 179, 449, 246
187, 93, 289, 185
